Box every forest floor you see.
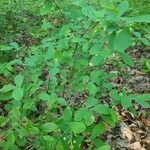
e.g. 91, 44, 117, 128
103, 47, 150, 150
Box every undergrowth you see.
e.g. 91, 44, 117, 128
0, 0, 150, 149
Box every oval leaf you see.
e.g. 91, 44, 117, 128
70, 122, 86, 134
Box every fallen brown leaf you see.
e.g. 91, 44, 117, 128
140, 113, 150, 127
121, 122, 134, 142
128, 142, 146, 150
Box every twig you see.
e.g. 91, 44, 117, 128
51, 0, 64, 16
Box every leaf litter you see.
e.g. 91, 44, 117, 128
102, 46, 150, 150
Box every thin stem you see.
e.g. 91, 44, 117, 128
51, 0, 64, 16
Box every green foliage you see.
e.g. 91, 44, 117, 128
0, 0, 150, 149
140, 58, 150, 73
0, 0, 41, 43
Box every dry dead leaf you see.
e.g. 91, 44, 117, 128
121, 122, 134, 141
143, 133, 150, 145
140, 113, 150, 127
128, 142, 146, 150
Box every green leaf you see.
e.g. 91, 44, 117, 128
73, 136, 84, 150
42, 21, 53, 30
41, 122, 58, 133
90, 44, 100, 55
121, 97, 132, 109
0, 45, 13, 51
92, 139, 106, 149
93, 104, 109, 115
42, 135, 55, 148
14, 74, 24, 87
72, 37, 84, 43
7, 132, 15, 144
23, 100, 35, 109
145, 60, 150, 72
70, 122, 86, 134
57, 98, 68, 106
96, 145, 110, 150
82, 43, 89, 52
12, 88, 23, 101
30, 127, 39, 135
74, 108, 94, 126
133, 31, 141, 38
106, 22, 119, 33
10, 42, 19, 50
100, 49, 113, 59
43, 135, 55, 141
49, 67, 59, 76
74, 108, 86, 121
56, 140, 64, 150
72, 0, 84, 6
17, 138, 26, 147
119, 52, 134, 67
47, 93, 58, 106
83, 110, 94, 126
141, 38, 150, 46
90, 55, 103, 66
90, 71, 100, 83
10, 107, 20, 122
63, 107, 72, 123
101, 115, 116, 127
108, 32, 116, 51
40, 3, 52, 15
91, 124, 105, 139
59, 25, 71, 35
0, 84, 15, 92
87, 82, 98, 95
129, 94, 150, 108
110, 110, 118, 124
38, 92, 50, 101
118, 0, 129, 16
109, 90, 122, 104
123, 15, 150, 23
106, 13, 119, 22
86, 97, 98, 108
114, 28, 131, 52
